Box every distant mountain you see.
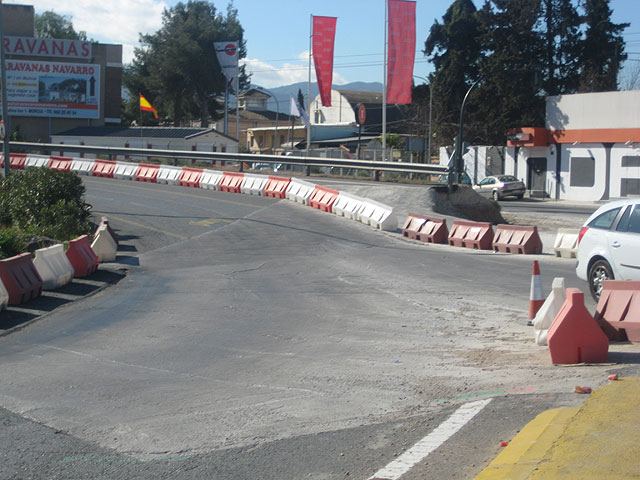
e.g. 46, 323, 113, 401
252, 81, 383, 114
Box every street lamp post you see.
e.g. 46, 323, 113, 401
413, 75, 432, 165
452, 77, 482, 187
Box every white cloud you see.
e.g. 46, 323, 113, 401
21, 3, 348, 87
22, 0, 168, 63
243, 57, 347, 89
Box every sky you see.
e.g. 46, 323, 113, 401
13, 0, 640, 89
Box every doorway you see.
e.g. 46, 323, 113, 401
527, 157, 548, 197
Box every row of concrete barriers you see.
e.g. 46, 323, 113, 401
0, 218, 118, 311
2, 153, 399, 232
402, 213, 544, 255
402, 212, 586, 258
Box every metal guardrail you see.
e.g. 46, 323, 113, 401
10, 142, 449, 176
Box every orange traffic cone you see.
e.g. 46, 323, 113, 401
529, 260, 545, 324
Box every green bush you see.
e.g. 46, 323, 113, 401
0, 227, 26, 259
0, 168, 92, 242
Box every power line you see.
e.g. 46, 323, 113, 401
246, 59, 431, 74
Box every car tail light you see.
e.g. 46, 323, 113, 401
578, 226, 589, 244
496, 181, 505, 189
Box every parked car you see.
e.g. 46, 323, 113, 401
435, 173, 472, 185
576, 198, 640, 301
473, 175, 526, 201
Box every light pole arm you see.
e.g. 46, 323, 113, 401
453, 77, 482, 186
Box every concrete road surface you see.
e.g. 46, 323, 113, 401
1, 177, 637, 479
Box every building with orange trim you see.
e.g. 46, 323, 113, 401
440, 90, 640, 201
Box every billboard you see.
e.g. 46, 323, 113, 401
2, 60, 100, 119
4, 37, 92, 59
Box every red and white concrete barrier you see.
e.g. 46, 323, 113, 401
334, 192, 366, 220
33, 244, 75, 290
286, 178, 316, 205
241, 174, 269, 195
358, 199, 397, 231
200, 170, 223, 190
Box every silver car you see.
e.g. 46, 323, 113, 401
473, 175, 526, 201
576, 198, 640, 301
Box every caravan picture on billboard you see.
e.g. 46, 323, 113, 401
4, 60, 100, 119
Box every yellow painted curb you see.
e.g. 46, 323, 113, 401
475, 407, 579, 479
530, 377, 640, 479
476, 378, 640, 480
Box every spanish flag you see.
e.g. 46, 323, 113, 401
139, 94, 158, 119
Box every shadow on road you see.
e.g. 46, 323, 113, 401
0, 269, 127, 335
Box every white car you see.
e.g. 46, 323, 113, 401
576, 198, 640, 301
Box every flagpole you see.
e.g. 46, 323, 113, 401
224, 81, 229, 135
382, 0, 387, 163
306, 14, 312, 175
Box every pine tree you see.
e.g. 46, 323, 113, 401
125, 1, 248, 127
473, 0, 545, 144
424, 0, 481, 146
541, 0, 582, 95
578, 0, 628, 92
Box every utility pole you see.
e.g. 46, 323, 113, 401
0, 0, 11, 177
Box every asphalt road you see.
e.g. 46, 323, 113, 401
0, 177, 637, 480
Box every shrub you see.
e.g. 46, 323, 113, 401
0, 168, 92, 242
0, 227, 26, 259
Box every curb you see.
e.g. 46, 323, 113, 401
475, 377, 640, 479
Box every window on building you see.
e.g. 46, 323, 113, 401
621, 156, 640, 167
570, 157, 595, 187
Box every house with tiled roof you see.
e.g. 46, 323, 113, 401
217, 88, 300, 153
51, 126, 239, 159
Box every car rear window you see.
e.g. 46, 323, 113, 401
628, 206, 640, 234
588, 207, 621, 230
498, 175, 518, 182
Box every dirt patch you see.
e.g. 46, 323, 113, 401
432, 185, 506, 224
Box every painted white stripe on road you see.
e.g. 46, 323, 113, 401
368, 398, 492, 480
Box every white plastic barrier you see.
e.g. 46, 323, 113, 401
241, 174, 269, 196
334, 192, 366, 220
157, 165, 182, 185
33, 244, 74, 290
91, 224, 117, 262
200, 170, 224, 190
25, 154, 50, 169
533, 277, 567, 346
114, 162, 138, 180
553, 228, 580, 258
71, 158, 95, 175
357, 199, 397, 231
286, 178, 316, 205
0, 278, 8, 310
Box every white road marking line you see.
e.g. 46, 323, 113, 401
368, 398, 492, 480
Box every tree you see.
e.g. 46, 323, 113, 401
297, 89, 305, 112
34, 11, 87, 40
424, 0, 482, 146
470, 0, 545, 144
578, 0, 628, 92
125, 1, 248, 127
540, 0, 582, 95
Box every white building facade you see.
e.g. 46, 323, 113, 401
441, 90, 640, 201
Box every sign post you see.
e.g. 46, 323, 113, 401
0, 1, 10, 177
357, 103, 366, 160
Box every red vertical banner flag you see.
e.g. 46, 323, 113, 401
312, 16, 337, 107
387, 0, 416, 104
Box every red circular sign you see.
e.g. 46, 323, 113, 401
357, 104, 366, 125
224, 43, 237, 56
